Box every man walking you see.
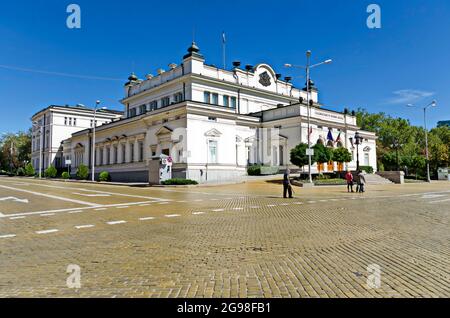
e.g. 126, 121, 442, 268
345, 170, 354, 193
283, 169, 294, 199
358, 170, 366, 193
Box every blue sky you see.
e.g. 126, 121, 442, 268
0, 0, 449, 133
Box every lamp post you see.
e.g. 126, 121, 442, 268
350, 131, 363, 171
91, 100, 103, 182
285, 52, 332, 183
407, 100, 437, 182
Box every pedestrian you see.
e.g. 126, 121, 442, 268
345, 170, 354, 193
358, 170, 366, 193
283, 169, 293, 199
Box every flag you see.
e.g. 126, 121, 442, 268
336, 132, 342, 143
222, 32, 226, 44
327, 129, 334, 142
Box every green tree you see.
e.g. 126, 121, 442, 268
332, 147, 352, 164
290, 143, 315, 170
0, 130, 32, 171
313, 143, 333, 168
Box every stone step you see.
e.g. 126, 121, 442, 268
363, 174, 393, 185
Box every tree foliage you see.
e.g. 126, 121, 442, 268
290, 143, 315, 169
332, 147, 352, 163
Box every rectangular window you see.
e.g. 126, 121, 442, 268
139, 141, 144, 162
204, 91, 211, 104
223, 95, 229, 107
208, 117, 217, 122
130, 108, 137, 117
230, 97, 237, 109
106, 147, 110, 164
99, 148, 103, 165
161, 97, 170, 107
174, 92, 183, 103
73, 118, 77, 126
130, 143, 134, 162
212, 93, 219, 105
69, 118, 72, 126
113, 146, 118, 164
64, 117, 67, 125
139, 105, 147, 114
208, 140, 218, 164
122, 145, 126, 163
150, 101, 158, 111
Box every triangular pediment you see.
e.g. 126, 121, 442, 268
204, 128, 222, 137
155, 126, 173, 136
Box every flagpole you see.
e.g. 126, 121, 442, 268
222, 32, 226, 69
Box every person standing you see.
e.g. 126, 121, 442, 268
345, 170, 354, 193
358, 170, 366, 193
283, 169, 293, 199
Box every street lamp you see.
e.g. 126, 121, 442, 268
407, 100, 437, 182
285, 51, 332, 183
349, 131, 363, 171
91, 100, 105, 182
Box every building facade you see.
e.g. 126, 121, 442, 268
31, 105, 123, 171
37, 43, 377, 183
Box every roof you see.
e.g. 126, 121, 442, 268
31, 104, 124, 119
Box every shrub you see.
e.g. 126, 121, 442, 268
359, 166, 374, 174
76, 164, 89, 180
16, 167, 25, 176
44, 165, 57, 178
25, 163, 35, 176
247, 165, 261, 176
99, 171, 110, 182
61, 171, 70, 179
161, 178, 198, 185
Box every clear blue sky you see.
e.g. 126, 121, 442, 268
1, 0, 449, 133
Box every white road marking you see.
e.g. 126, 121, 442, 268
421, 194, 446, 199
267, 204, 277, 207
0, 196, 29, 203
177, 200, 187, 203
212, 209, 224, 212
107, 220, 127, 225
75, 225, 95, 229
0, 180, 169, 202
158, 202, 169, 205
192, 212, 205, 215
68, 210, 84, 214
0, 234, 16, 239
210, 199, 219, 201
0, 184, 100, 207
308, 201, 316, 204
165, 214, 180, 218
139, 204, 150, 207
116, 206, 129, 209
72, 192, 111, 197
9, 216, 26, 220
429, 198, 450, 204
193, 199, 203, 202
139, 217, 155, 221
233, 207, 243, 210
293, 202, 303, 205
280, 203, 289, 206
36, 229, 59, 235
40, 213, 55, 217
250, 206, 260, 209
0, 201, 155, 218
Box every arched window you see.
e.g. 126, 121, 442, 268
327, 140, 334, 148
337, 141, 344, 148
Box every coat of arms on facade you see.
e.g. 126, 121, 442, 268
259, 71, 271, 87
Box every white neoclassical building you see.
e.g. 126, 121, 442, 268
40, 43, 377, 183
31, 105, 123, 170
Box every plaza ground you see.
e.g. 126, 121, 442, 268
0, 176, 449, 298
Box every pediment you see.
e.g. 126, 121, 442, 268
204, 128, 222, 137
155, 126, 173, 136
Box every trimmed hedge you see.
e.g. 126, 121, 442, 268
25, 163, 35, 176
61, 172, 70, 179
247, 165, 279, 176
359, 166, 374, 174
99, 171, 110, 182
76, 164, 89, 180
44, 165, 57, 178
161, 178, 198, 185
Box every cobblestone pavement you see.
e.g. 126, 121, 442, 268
0, 177, 449, 298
